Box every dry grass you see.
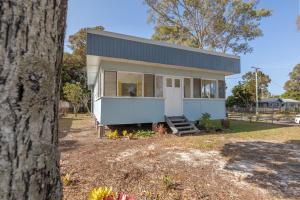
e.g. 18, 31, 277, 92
59, 114, 300, 200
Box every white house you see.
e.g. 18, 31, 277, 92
86, 29, 240, 135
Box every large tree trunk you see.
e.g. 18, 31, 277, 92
0, 1, 67, 199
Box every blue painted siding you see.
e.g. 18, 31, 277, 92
183, 99, 226, 120
99, 98, 165, 125
93, 97, 225, 125
87, 33, 240, 74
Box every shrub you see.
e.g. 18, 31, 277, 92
156, 124, 166, 135
106, 130, 118, 139
88, 187, 114, 200
163, 175, 175, 189
88, 187, 135, 200
198, 113, 214, 131
122, 130, 128, 137
62, 173, 72, 186
134, 130, 155, 138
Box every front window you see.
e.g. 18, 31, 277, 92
155, 76, 163, 97
184, 78, 191, 98
201, 80, 217, 98
104, 71, 117, 96
193, 78, 201, 98
144, 74, 155, 97
118, 72, 142, 97
103, 71, 164, 98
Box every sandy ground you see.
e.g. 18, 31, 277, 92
59, 116, 300, 200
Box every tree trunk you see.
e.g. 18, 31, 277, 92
0, 1, 67, 199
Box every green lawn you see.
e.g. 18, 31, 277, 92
160, 120, 300, 150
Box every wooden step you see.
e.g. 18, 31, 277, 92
173, 122, 190, 126
170, 118, 186, 122
177, 125, 194, 130
165, 115, 200, 136
178, 129, 198, 135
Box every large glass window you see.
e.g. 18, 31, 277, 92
201, 80, 217, 98
118, 72, 142, 97
184, 78, 191, 98
193, 78, 201, 98
218, 80, 226, 98
155, 75, 163, 97
104, 71, 117, 96
144, 74, 155, 97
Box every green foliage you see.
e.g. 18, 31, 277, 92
106, 130, 118, 140
198, 113, 213, 131
63, 83, 83, 115
134, 130, 155, 138
122, 130, 128, 137
88, 186, 114, 200
61, 26, 104, 102
283, 64, 300, 101
227, 82, 253, 108
242, 71, 271, 101
162, 175, 175, 189
145, 0, 271, 54
62, 173, 72, 186
227, 70, 271, 108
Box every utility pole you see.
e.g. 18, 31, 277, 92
251, 66, 260, 115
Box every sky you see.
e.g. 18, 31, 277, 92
66, 0, 300, 96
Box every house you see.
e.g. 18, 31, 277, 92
258, 98, 282, 108
86, 29, 240, 135
259, 98, 300, 110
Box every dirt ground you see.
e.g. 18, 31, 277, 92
59, 115, 300, 200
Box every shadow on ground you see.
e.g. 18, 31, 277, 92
221, 140, 300, 198
59, 139, 81, 153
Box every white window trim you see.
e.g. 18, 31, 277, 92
201, 79, 218, 99
183, 77, 193, 98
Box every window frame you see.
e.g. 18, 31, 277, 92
102, 70, 165, 99
201, 79, 218, 99
117, 71, 144, 97
183, 77, 193, 98
104, 70, 117, 97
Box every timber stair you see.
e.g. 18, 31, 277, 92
165, 115, 200, 136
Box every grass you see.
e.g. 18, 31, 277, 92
161, 120, 300, 150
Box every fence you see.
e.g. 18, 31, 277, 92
227, 108, 299, 124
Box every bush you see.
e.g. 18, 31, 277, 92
156, 123, 167, 135
162, 175, 175, 189
122, 130, 128, 137
134, 130, 155, 138
106, 130, 118, 139
88, 187, 135, 200
88, 187, 114, 200
198, 113, 214, 131
62, 173, 72, 186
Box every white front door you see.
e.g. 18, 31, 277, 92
164, 77, 183, 116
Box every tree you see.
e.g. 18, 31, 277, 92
145, 0, 271, 54
242, 70, 271, 100
63, 83, 83, 116
0, 1, 67, 199
61, 26, 104, 107
227, 82, 253, 108
282, 64, 300, 100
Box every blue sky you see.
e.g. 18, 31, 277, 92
66, 0, 300, 96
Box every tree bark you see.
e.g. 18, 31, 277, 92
0, 1, 67, 199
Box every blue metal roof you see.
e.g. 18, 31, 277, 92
87, 30, 240, 74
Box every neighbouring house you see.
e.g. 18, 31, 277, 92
259, 98, 300, 110
86, 29, 240, 135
